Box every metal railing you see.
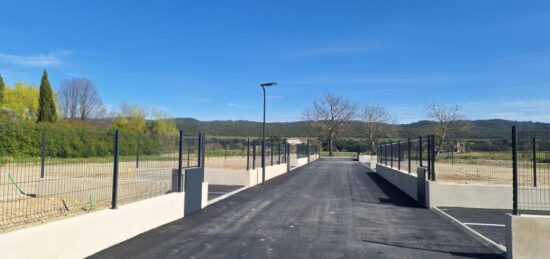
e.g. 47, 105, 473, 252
0, 129, 203, 232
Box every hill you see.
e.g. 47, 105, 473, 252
175, 118, 550, 139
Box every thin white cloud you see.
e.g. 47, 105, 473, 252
0, 50, 74, 66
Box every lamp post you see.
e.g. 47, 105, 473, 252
261, 82, 277, 185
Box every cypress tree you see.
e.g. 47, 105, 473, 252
37, 70, 57, 122
0, 73, 5, 106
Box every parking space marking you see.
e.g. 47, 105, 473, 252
464, 223, 505, 227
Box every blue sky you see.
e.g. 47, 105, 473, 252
1, 1, 550, 123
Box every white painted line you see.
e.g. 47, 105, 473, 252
433, 207, 506, 254
464, 223, 505, 227
208, 191, 229, 194
207, 186, 249, 206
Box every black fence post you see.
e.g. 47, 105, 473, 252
390, 143, 394, 168
178, 130, 184, 192
136, 134, 140, 169
111, 129, 120, 209
419, 136, 423, 168
397, 141, 401, 170
40, 131, 46, 178
246, 138, 250, 170
431, 135, 436, 181
197, 133, 203, 168
187, 138, 191, 167
278, 142, 282, 164
271, 141, 274, 166
512, 126, 518, 215
252, 140, 256, 170
426, 135, 432, 181
532, 137, 537, 187
384, 144, 388, 166
307, 140, 310, 163
202, 134, 206, 167
407, 138, 411, 174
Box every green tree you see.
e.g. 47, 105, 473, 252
3, 82, 40, 120
111, 103, 147, 133
37, 70, 57, 122
149, 109, 177, 136
0, 73, 5, 106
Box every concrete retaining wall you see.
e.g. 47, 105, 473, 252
376, 164, 513, 209
205, 168, 249, 186
376, 164, 417, 200
359, 155, 377, 168
426, 181, 512, 209
248, 163, 288, 186
0, 192, 185, 259
291, 157, 309, 168
506, 214, 550, 259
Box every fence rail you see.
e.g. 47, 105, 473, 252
0, 131, 320, 232
0, 129, 204, 232
376, 127, 550, 215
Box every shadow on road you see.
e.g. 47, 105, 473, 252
364, 171, 421, 208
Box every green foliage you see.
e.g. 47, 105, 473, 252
0, 119, 168, 159
0, 74, 5, 106
111, 103, 146, 133
37, 70, 58, 122
1, 82, 40, 120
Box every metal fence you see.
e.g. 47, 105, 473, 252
0, 129, 202, 232
378, 135, 517, 185
514, 126, 550, 215
378, 136, 434, 179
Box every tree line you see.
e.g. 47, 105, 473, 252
0, 71, 179, 158
303, 92, 468, 156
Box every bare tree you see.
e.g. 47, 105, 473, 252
304, 92, 358, 156
362, 104, 394, 154
58, 78, 104, 120
425, 102, 469, 158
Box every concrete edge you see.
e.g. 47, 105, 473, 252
432, 207, 507, 256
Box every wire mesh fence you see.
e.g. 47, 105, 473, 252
0, 129, 115, 232
116, 133, 178, 206
436, 136, 512, 185
378, 136, 431, 177
0, 129, 205, 232
516, 130, 550, 214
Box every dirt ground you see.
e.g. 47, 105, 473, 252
0, 154, 295, 233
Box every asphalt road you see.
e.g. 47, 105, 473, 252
91, 158, 502, 258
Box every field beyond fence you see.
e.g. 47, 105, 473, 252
0, 129, 319, 232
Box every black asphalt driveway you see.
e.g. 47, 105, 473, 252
90, 158, 503, 258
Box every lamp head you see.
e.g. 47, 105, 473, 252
260, 82, 277, 88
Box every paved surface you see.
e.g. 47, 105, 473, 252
439, 207, 510, 247
208, 185, 244, 200
91, 158, 503, 258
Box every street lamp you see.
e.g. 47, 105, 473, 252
261, 82, 277, 185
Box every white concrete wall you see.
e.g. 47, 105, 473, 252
201, 182, 208, 208
426, 181, 512, 209
376, 164, 418, 200
376, 164, 513, 209
359, 155, 377, 169
248, 163, 288, 187
507, 214, 550, 259
291, 157, 309, 168
205, 168, 250, 186
0, 192, 185, 259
